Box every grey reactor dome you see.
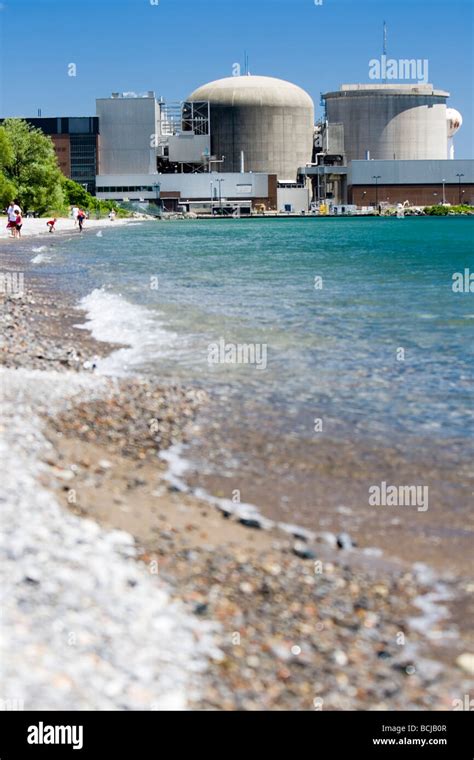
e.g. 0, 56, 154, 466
323, 84, 450, 163
187, 75, 315, 180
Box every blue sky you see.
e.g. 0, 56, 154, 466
1, 0, 473, 157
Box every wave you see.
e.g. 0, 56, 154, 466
31, 253, 54, 264
76, 288, 177, 376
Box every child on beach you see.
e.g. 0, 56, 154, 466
47, 218, 57, 233
15, 211, 22, 238
77, 210, 86, 232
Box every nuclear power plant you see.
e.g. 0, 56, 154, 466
187, 75, 315, 179
8, 73, 472, 213
322, 84, 451, 163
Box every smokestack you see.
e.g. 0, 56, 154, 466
240, 150, 245, 173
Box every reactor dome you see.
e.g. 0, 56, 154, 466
323, 84, 450, 162
446, 107, 463, 137
187, 75, 315, 180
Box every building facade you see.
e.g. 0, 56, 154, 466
21, 117, 99, 194
348, 159, 474, 206
96, 171, 278, 211
96, 92, 161, 175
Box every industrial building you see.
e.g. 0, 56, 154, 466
96, 171, 278, 212
187, 75, 314, 179
5, 73, 471, 213
299, 83, 470, 207
96, 92, 161, 175
322, 84, 450, 163
348, 159, 474, 206
92, 78, 470, 212
93, 78, 314, 212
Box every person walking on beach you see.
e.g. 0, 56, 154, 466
71, 206, 79, 227
47, 218, 57, 233
77, 209, 86, 232
7, 202, 20, 237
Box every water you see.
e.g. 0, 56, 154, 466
34, 217, 474, 564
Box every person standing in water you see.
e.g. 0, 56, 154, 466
15, 209, 23, 238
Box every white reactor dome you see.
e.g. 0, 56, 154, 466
188, 74, 314, 108
187, 75, 315, 179
447, 108, 463, 137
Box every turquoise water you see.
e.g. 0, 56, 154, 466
40, 216, 474, 449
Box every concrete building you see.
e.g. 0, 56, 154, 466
187, 75, 314, 180
96, 92, 161, 175
323, 84, 451, 163
92, 78, 470, 212
96, 171, 277, 212
348, 159, 474, 206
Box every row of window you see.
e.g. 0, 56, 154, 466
98, 186, 158, 193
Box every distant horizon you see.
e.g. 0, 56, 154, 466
0, 0, 472, 158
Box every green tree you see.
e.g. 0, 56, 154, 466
0, 126, 13, 169
0, 126, 17, 209
1, 118, 64, 213
61, 177, 93, 209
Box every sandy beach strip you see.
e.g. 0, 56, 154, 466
0, 214, 146, 243
1, 245, 473, 710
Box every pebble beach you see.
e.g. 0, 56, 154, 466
1, 222, 473, 711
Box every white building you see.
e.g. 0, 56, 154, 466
96, 92, 161, 175
96, 171, 275, 210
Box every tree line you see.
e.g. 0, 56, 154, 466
0, 118, 122, 216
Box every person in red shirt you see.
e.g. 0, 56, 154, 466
15, 211, 23, 238
77, 209, 86, 232
47, 218, 57, 233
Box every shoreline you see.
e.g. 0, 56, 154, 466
1, 237, 473, 709
0, 214, 149, 243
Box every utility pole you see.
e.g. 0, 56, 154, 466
216, 178, 225, 211
372, 175, 381, 209
456, 173, 464, 204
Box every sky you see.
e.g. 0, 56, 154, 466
0, 0, 473, 157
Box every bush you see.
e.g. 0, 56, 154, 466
61, 177, 129, 218
424, 204, 472, 216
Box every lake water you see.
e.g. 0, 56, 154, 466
32, 217, 474, 567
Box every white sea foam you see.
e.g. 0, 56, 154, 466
76, 288, 177, 376
31, 253, 53, 264
31, 246, 53, 263
160, 443, 274, 527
